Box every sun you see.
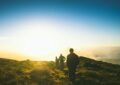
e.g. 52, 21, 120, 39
1, 17, 93, 60
9, 18, 67, 59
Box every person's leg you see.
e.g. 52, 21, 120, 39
71, 69, 76, 84
68, 68, 76, 84
68, 69, 72, 81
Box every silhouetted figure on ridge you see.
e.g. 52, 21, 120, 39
59, 54, 65, 70
55, 56, 59, 69
67, 48, 79, 85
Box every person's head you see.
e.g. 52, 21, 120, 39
69, 48, 74, 53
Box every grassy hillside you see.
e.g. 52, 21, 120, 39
0, 58, 68, 85
0, 57, 120, 85
76, 57, 120, 85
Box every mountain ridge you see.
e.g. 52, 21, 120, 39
0, 56, 120, 85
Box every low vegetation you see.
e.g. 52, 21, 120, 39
0, 57, 120, 85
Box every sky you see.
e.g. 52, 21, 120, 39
0, 0, 120, 60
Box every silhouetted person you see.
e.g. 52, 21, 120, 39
67, 48, 79, 85
55, 56, 59, 69
59, 54, 65, 70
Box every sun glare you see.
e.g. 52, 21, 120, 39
7, 18, 68, 60
1, 17, 100, 60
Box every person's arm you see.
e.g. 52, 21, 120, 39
75, 54, 79, 65
66, 55, 69, 66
